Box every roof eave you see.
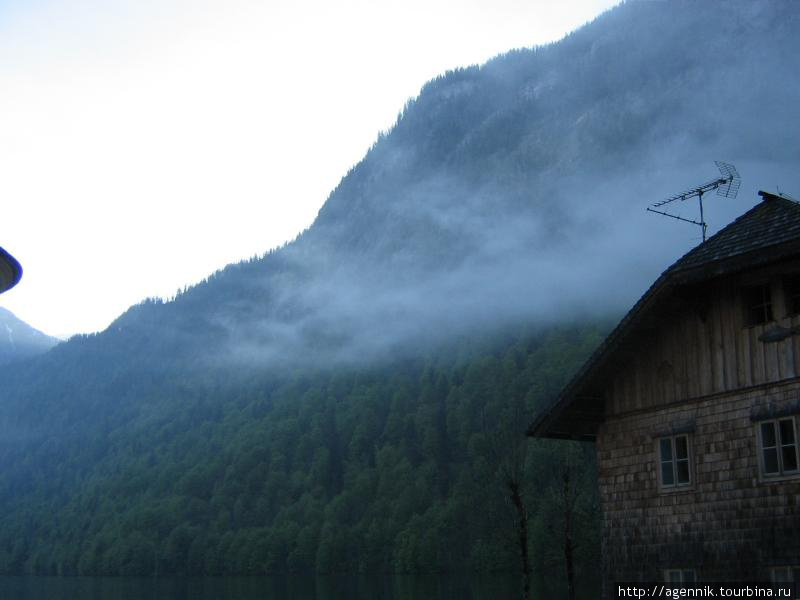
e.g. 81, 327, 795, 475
527, 273, 675, 439
0, 247, 22, 294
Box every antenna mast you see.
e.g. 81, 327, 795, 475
647, 161, 741, 242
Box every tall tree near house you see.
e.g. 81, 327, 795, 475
562, 460, 576, 600
482, 387, 534, 600
531, 440, 600, 600
476, 332, 604, 599
506, 467, 532, 600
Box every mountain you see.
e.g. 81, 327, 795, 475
99, 0, 800, 370
0, 308, 59, 365
1, 0, 799, 580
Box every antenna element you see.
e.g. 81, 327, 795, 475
647, 161, 740, 242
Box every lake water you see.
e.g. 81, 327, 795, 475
0, 576, 519, 600
0, 574, 588, 600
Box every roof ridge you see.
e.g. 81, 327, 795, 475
668, 193, 800, 275
758, 189, 800, 204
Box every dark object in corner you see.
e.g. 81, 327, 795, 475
758, 325, 800, 343
0, 246, 22, 294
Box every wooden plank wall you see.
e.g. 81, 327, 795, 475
608, 274, 800, 416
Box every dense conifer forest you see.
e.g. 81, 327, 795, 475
0, 323, 606, 579
1, 0, 799, 587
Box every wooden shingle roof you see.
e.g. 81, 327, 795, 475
527, 191, 800, 440
670, 191, 800, 279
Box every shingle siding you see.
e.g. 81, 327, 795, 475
599, 381, 800, 593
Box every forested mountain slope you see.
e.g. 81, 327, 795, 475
0, 308, 58, 365
1, 0, 799, 580
0, 324, 606, 579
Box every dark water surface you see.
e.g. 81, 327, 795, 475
0, 574, 577, 600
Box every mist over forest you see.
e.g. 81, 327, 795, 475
1, 0, 799, 585
148, 0, 800, 368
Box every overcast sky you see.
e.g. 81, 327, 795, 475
0, 0, 621, 338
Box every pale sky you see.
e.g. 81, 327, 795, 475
0, 0, 621, 338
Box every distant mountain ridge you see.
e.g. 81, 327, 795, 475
0, 307, 58, 365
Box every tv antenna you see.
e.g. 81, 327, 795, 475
647, 161, 740, 242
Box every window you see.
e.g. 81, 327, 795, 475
784, 275, 800, 316
742, 283, 773, 326
659, 435, 691, 488
758, 417, 799, 477
665, 569, 696, 583
771, 567, 800, 599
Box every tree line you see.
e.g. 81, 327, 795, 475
0, 322, 606, 595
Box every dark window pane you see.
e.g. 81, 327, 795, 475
668, 571, 681, 583
660, 438, 673, 461
782, 446, 798, 472
746, 306, 762, 325
683, 570, 696, 583
762, 422, 777, 448
774, 567, 790, 583
662, 462, 675, 486
676, 460, 690, 484
743, 284, 773, 326
763, 447, 780, 474
779, 419, 796, 445
783, 274, 800, 315
675, 436, 688, 460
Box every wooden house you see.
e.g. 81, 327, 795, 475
528, 191, 800, 592
0, 246, 22, 294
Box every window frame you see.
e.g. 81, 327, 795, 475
658, 434, 693, 491
771, 566, 800, 599
665, 569, 697, 584
742, 282, 774, 327
756, 417, 800, 481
